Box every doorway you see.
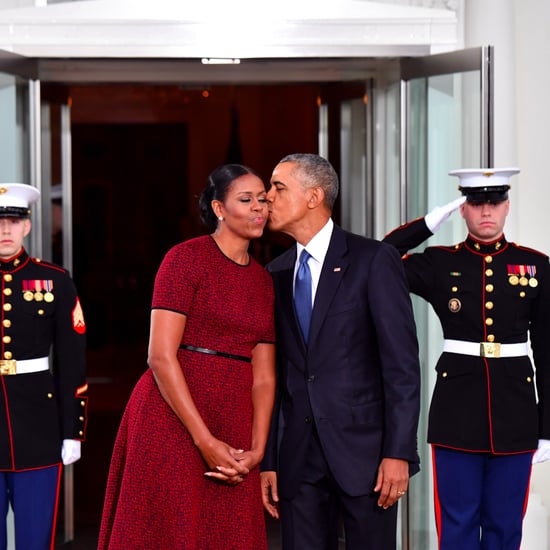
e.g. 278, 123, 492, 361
0, 46, 492, 549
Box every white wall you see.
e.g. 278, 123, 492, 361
465, 1, 550, 548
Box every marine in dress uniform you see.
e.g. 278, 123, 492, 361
384, 168, 550, 550
0, 184, 87, 550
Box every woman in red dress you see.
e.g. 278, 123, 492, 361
98, 164, 276, 549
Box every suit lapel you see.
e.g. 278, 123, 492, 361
309, 227, 349, 345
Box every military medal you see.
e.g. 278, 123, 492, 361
509, 275, 519, 286
519, 277, 528, 286
23, 290, 34, 301
527, 265, 537, 288
43, 280, 54, 302
34, 291, 44, 301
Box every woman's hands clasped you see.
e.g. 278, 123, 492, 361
201, 436, 261, 486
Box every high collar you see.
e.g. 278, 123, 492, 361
0, 248, 29, 272
464, 234, 508, 255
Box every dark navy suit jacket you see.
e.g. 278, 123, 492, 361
262, 225, 421, 498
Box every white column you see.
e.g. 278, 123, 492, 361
464, 0, 519, 236
465, 2, 550, 549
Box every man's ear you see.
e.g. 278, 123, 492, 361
307, 186, 325, 209
23, 218, 32, 237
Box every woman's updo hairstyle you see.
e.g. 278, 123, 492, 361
199, 164, 260, 230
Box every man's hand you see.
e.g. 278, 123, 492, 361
533, 439, 550, 464
373, 458, 409, 509
61, 439, 81, 465
261, 471, 280, 519
425, 196, 467, 233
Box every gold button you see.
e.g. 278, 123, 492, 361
485, 301, 494, 310
79, 416, 84, 421
3, 288, 12, 296
487, 334, 495, 342
486, 284, 494, 292
520, 291, 526, 298
485, 256, 493, 263
442, 372, 448, 378
485, 269, 493, 277
2, 336, 10, 344
2, 319, 10, 328
451, 286, 458, 292
79, 431, 84, 436
81, 401, 86, 407
485, 318, 494, 326
527, 377, 532, 383
47, 393, 53, 398
3, 303, 11, 312
38, 309, 44, 315
3, 274, 12, 282
4, 351, 12, 360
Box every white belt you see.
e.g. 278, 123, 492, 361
0, 356, 49, 375
443, 339, 529, 359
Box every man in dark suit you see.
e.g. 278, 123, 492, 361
260, 153, 421, 550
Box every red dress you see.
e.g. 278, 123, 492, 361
98, 236, 275, 550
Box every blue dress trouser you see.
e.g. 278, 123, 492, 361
432, 446, 533, 550
0, 465, 61, 550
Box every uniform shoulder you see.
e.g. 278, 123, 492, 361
430, 242, 464, 253
509, 242, 549, 260
30, 257, 69, 275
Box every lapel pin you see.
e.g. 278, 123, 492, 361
333, 267, 341, 272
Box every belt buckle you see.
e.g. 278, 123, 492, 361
480, 342, 501, 358
0, 359, 16, 375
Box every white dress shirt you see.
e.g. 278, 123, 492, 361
294, 218, 334, 307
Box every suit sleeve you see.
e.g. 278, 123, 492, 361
368, 244, 421, 465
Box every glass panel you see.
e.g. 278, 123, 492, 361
406, 69, 481, 550
340, 97, 367, 235
0, 71, 31, 550
0, 73, 30, 184
373, 81, 401, 239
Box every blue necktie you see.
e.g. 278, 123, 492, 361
294, 249, 312, 343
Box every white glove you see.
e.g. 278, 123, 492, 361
532, 439, 550, 464
61, 439, 81, 465
424, 196, 466, 233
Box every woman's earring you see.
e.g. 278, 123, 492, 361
218, 216, 224, 221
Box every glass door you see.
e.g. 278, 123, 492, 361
0, 61, 75, 547
376, 46, 493, 550
0, 68, 39, 550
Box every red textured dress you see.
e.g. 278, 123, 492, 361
98, 236, 275, 550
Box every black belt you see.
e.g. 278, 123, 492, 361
179, 344, 251, 363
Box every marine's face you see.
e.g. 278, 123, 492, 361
214, 173, 268, 240
460, 199, 509, 242
0, 217, 31, 260
266, 162, 311, 236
